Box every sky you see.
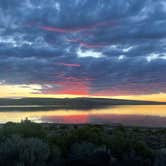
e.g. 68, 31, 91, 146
0, 0, 166, 101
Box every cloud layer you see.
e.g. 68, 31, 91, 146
0, 0, 166, 96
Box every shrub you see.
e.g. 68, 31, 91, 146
0, 136, 50, 166
154, 148, 166, 166
68, 142, 110, 166
1, 120, 46, 138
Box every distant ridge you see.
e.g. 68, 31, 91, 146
0, 97, 165, 110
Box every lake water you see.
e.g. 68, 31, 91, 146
0, 105, 166, 127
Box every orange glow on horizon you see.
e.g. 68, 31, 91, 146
0, 84, 166, 102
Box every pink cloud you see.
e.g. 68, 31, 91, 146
57, 62, 81, 67
40, 20, 115, 33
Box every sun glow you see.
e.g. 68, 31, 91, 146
0, 84, 166, 102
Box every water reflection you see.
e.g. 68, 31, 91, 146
0, 105, 166, 127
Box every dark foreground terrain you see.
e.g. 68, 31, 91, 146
0, 120, 166, 166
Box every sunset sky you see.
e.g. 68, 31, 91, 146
0, 0, 166, 101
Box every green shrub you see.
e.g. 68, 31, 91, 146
0, 136, 50, 166
1, 120, 46, 138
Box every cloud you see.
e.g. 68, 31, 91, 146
0, 0, 166, 96
77, 48, 105, 58
118, 55, 125, 60
57, 62, 81, 67
146, 53, 166, 62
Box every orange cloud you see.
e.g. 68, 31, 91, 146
43, 76, 91, 96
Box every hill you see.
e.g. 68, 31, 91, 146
0, 97, 165, 110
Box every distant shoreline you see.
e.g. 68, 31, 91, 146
0, 97, 165, 108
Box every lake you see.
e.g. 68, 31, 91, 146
0, 105, 166, 127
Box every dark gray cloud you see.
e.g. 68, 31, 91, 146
0, 0, 166, 96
